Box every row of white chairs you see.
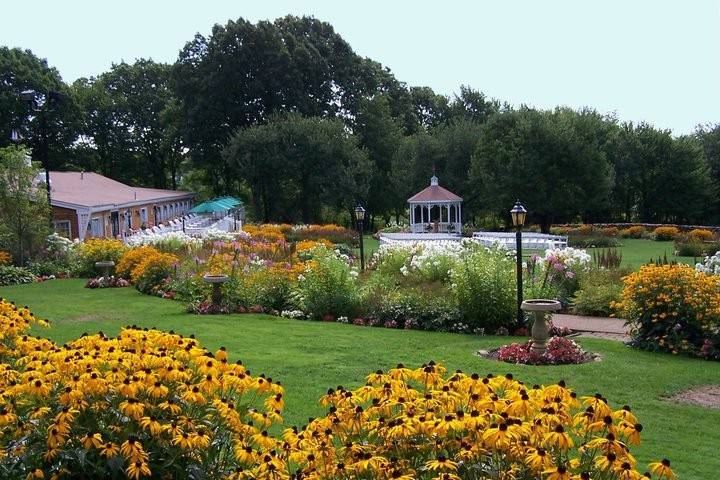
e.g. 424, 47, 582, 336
472, 231, 568, 250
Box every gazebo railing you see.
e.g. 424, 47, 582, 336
410, 221, 462, 234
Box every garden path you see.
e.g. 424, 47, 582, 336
553, 314, 630, 341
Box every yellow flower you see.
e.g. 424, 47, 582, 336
425, 455, 458, 472
125, 460, 151, 480
81, 432, 103, 450
648, 459, 676, 479
99, 442, 120, 458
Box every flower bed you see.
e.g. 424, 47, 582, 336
85, 276, 130, 288
0, 299, 676, 479
486, 336, 598, 365
615, 264, 720, 360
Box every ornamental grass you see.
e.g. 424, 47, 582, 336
0, 300, 677, 479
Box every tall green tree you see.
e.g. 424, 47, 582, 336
73, 60, 183, 188
224, 113, 372, 223
469, 108, 614, 231
0, 146, 50, 264
173, 16, 392, 193
0, 47, 80, 172
354, 94, 403, 226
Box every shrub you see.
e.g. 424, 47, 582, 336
675, 240, 720, 257
288, 224, 356, 245
242, 269, 295, 311
0, 265, 36, 286
126, 231, 201, 253
131, 251, 179, 294
549, 225, 572, 235
614, 264, 720, 359
619, 225, 646, 238
652, 226, 680, 241
367, 286, 464, 332
74, 239, 127, 276
295, 248, 359, 318
295, 239, 333, 252
688, 228, 715, 241
572, 269, 624, 317
570, 224, 594, 235
0, 251, 11, 265
568, 235, 621, 248
451, 245, 516, 330
600, 226, 619, 237
116, 246, 162, 278
26, 259, 72, 278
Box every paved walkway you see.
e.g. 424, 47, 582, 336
553, 314, 630, 341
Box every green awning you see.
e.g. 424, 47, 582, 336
189, 196, 243, 214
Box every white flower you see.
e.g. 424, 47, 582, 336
297, 274, 305, 282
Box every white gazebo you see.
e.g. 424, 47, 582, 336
408, 175, 462, 234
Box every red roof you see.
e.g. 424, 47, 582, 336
408, 176, 462, 203
48, 171, 193, 209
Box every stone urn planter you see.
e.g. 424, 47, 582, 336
203, 274, 229, 307
521, 299, 561, 353
94, 260, 115, 279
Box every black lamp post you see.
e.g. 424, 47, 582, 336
355, 205, 366, 272
510, 200, 527, 326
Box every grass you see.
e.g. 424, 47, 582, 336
1, 280, 719, 478
587, 238, 695, 270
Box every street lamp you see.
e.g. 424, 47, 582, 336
510, 200, 527, 326
355, 204, 366, 272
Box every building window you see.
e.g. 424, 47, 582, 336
140, 208, 148, 227
53, 220, 71, 239
90, 217, 104, 238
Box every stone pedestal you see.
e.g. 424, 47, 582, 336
203, 275, 229, 307
95, 260, 115, 279
521, 299, 561, 353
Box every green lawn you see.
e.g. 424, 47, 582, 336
588, 238, 696, 270
1, 280, 719, 478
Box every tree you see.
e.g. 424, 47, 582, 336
0, 47, 80, 172
354, 94, 404, 226
449, 85, 500, 124
173, 16, 391, 193
0, 146, 50, 264
223, 113, 372, 223
469, 107, 614, 231
73, 60, 183, 188
408, 86, 450, 130
696, 123, 720, 221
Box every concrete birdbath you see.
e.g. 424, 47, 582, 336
203, 274, 229, 307
521, 299, 562, 353
95, 260, 115, 279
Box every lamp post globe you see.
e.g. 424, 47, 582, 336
355, 205, 366, 272
510, 200, 527, 326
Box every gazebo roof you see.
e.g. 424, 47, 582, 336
408, 175, 462, 203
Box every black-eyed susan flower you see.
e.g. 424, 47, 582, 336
648, 459, 676, 479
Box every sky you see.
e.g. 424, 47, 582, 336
2, 0, 718, 134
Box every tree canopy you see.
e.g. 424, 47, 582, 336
0, 16, 718, 229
